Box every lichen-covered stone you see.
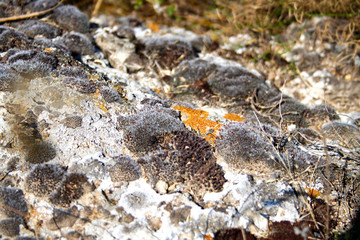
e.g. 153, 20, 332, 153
0, 187, 28, 219
114, 26, 136, 41
14, 237, 45, 240
62, 77, 96, 94
260, 95, 308, 126
62, 115, 83, 129
115, 16, 145, 28
60, 32, 95, 56
29, 0, 59, 11
217, 122, 325, 171
302, 103, 340, 127
216, 122, 278, 169
170, 58, 268, 101
207, 64, 264, 99
46, 206, 79, 230
24, 142, 57, 164
0, 63, 22, 91
0, 28, 30, 52
7, 49, 58, 78
56, 66, 89, 79
117, 106, 186, 154
100, 86, 122, 103
17, 20, 61, 39
109, 156, 142, 182
10, 60, 52, 78
322, 121, 360, 149
140, 35, 195, 70
0, 218, 21, 237
139, 150, 184, 187
53, 5, 89, 33
50, 173, 93, 207
25, 164, 65, 197
139, 130, 226, 199
32, 38, 71, 57
65, 231, 95, 240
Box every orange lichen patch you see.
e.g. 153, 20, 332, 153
25, 206, 46, 222
93, 88, 101, 99
42, 47, 55, 53
203, 234, 214, 240
224, 113, 245, 122
89, 74, 100, 80
153, 88, 162, 94
92, 89, 108, 111
147, 21, 160, 32
305, 188, 323, 199
173, 106, 221, 144
96, 102, 108, 112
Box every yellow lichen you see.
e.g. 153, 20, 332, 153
92, 89, 108, 111
305, 188, 323, 199
223, 113, 245, 122
96, 102, 108, 112
173, 106, 221, 144
42, 48, 55, 53
93, 88, 101, 99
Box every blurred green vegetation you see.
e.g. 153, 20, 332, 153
67, 0, 360, 40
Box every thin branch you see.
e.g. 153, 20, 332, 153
92, 0, 103, 17
0, 0, 64, 23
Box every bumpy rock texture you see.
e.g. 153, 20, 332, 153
139, 130, 226, 199
0, 2, 358, 240
117, 106, 186, 154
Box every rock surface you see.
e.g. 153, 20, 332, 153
0, 1, 359, 239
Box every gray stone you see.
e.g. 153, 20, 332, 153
46, 206, 79, 230
0, 187, 28, 219
170, 206, 192, 225
62, 115, 83, 129
322, 121, 360, 148
0, 218, 21, 237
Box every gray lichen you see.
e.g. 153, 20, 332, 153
109, 156, 142, 182
117, 106, 186, 154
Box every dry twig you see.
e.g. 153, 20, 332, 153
0, 0, 64, 23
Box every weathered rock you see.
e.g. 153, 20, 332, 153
60, 32, 95, 56
140, 35, 196, 70
117, 106, 185, 154
322, 121, 360, 149
49, 173, 94, 208
24, 142, 57, 164
53, 5, 89, 33
0, 28, 30, 52
0, 218, 21, 237
62, 115, 83, 129
116, 207, 135, 224
216, 122, 278, 169
94, 30, 135, 71
109, 156, 142, 182
170, 206, 192, 225
302, 103, 340, 127
17, 20, 61, 39
0, 63, 22, 91
0, 187, 27, 219
46, 206, 80, 230
25, 164, 65, 197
